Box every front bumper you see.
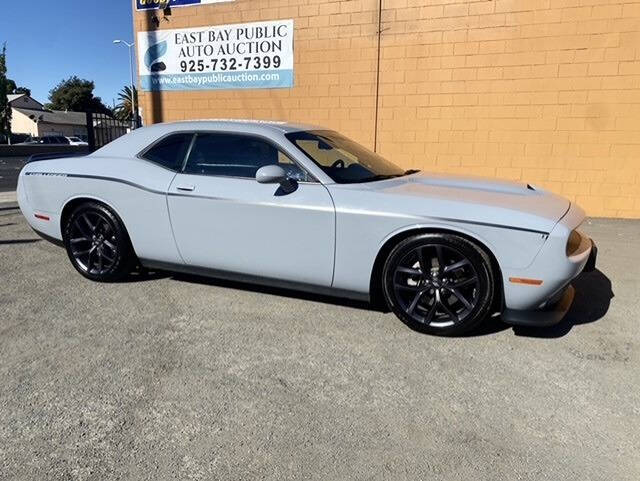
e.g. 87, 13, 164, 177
502, 285, 575, 327
501, 237, 597, 327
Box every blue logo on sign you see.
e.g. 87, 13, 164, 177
144, 41, 168, 73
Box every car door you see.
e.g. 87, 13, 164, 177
167, 132, 336, 287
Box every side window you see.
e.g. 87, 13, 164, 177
142, 133, 194, 171
184, 133, 311, 181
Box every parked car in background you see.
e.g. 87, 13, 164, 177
66, 136, 88, 146
41, 136, 70, 145
17, 120, 596, 336
16, 137, 42, 145
17, 136, 70, 145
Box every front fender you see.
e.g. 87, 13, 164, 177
331, 208, 548, 295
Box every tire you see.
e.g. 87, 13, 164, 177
62, 202, 135, 282
382, 233, 495, 336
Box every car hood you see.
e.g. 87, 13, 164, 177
348, 172, 570, 234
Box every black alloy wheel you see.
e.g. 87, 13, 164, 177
63, 202, 134, 282
382, 233, 495, 336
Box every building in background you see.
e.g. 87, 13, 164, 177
9, 94, 88, 138
133, 0, 640, 218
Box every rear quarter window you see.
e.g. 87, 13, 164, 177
141, 133, 194, 171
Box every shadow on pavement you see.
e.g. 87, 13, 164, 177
512, 269, 613, 339
460, 316, 512, 337
119, 268, 171, 284
0, 239, 41, 245
129, 268, 613, 337
168, 271, 377, 312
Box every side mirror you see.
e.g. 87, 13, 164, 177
256, 164, 287, 184
255, 165, 297, 194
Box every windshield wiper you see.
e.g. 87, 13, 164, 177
342, 171, 418, 184
360, 174, 403, 182
356, 171, 420, 183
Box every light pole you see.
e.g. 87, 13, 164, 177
113, 40, 136, 126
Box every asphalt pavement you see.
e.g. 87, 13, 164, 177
0, 207, 638, 480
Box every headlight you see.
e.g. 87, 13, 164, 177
566, 230, 582, 256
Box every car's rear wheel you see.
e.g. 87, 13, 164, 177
382, 233, 495, 336
63, 202, 134, 282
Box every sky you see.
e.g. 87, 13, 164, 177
1, 1, 136, 108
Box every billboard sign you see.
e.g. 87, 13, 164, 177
137, 19, 294, 91
136, 0, 234, 11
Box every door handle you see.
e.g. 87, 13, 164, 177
176, 185, 195, 192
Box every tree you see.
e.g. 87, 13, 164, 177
4, 79, 30, 97
12, 85, 31, 97
113, 85, 138, 122
0, 43, 11, 141
46, 76, 111, 114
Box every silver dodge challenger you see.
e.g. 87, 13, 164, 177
18, 120, 596, 335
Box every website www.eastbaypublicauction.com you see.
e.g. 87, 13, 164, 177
151, 71, 281, 87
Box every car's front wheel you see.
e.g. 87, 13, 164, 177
62, 202, 134, 282
382, 233, 496, 336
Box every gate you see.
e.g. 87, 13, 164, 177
86, 112, 141, 152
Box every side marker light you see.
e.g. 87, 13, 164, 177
509, 277, 543, 286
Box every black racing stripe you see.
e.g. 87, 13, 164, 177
167, 191, 225, 201
26, 171, 164, 195
430, 216, 549, 235
25, 172, 551, 235
65, 174, 166, 195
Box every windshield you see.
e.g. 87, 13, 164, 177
285, 130, 411, 184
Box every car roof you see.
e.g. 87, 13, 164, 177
167, 119, 323, 133
92, 119, 327, 158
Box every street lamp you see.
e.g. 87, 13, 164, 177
113, 39, 137, 126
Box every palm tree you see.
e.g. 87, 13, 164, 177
114, 85, 138, 122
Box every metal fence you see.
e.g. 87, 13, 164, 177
86, 112, 141, 152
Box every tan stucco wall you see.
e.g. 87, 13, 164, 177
11, 109, 87, 137
134, 0, 640, 218
11, 109, 38, 136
